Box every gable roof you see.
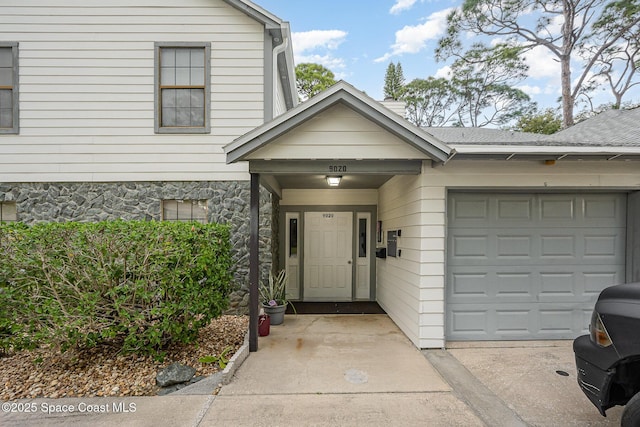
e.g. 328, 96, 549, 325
225, 81, 453, 164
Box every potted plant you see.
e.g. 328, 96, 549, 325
259, 269, 290, 325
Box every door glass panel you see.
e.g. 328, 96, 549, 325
358, 218, 367, 257
289, 218, 298, 257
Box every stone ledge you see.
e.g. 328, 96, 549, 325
171, 329, 250, 395
222, 328, 251, 385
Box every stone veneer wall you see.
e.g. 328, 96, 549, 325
0, 181, 274, 314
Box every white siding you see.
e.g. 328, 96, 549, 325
0, 0, 266, 182
246, 103, 430, 160
377, 160, 640, 348
377, 170, 444, 348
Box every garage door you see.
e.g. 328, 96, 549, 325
447, 193, 626, 340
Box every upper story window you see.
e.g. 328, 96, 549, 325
0, 42, 19, 135
155, 42, 211, 134
0, 202, 17, 222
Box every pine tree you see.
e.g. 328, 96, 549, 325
383, 62, 405, 100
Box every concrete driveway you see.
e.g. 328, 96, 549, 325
428, 341, 624, 426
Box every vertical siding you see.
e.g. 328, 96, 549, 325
0, 0, 266, 182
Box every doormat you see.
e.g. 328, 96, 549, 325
286, 302, 386, 315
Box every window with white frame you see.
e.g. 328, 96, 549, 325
0, 202, 17, 222
162, 200, 208, 223
155, 43, 210, 134
0, 42, 18, 134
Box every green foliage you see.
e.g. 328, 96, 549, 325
259, 270, 288, 306
512, 109, 562, 134
436, 0, 640, 127
448, 43, 535, 127
295, 63, 337, 100
198, 346, 232, 369
383, 62, 405, 100
404, 41, 535, 128
0, 221, 232, 356
403, 77, 457, 127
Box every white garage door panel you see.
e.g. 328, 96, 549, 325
447, 193, 626, 340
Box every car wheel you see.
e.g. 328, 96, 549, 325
622, 391, 640, 427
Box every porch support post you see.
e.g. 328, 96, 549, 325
249, 172, 260, 352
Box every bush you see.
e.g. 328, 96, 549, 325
0, 220, 232, 356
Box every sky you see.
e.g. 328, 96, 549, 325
256, 0, 639, 114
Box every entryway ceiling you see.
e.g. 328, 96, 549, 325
267, 174, 393, 189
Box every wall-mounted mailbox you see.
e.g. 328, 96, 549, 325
387, 230, 398, 257
376, 247, 387, 258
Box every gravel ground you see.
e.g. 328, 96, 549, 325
1, 315, 248, 401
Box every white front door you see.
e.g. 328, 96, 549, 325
304, 212, 352, 301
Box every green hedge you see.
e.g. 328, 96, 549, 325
0, 220, 232, 356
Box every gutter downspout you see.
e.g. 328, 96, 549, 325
272, 35, 289, 115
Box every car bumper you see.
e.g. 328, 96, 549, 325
573, 334, 618, 415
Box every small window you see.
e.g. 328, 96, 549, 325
162, 200, 208, 223
0, 42, 19, 134
358, 218, 367, 258
155, 42, 210, 134
289, 218, 298, 257
0, 202, 17, 222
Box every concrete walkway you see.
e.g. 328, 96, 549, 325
0, 315, 622, 426
202, 314, 483, 426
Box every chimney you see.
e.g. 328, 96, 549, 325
380, 99, 406, 118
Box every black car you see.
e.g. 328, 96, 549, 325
574, 282, 640, 427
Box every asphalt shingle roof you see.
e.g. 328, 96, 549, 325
422, 107, 640, 147
544, 107, 640, 146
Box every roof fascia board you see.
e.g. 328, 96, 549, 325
338, 90, 451, 161
226, 82, 452, 163
276, 22, 297, 110
223, 0, 282, 30
451, 145, 640, 155
223, 1, 297, 117
225, 87, 341, 162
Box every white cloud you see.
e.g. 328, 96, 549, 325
295, 53, 346, 71
390, 0, 418, 15
434, 65, 452, 79
292, 30, 347, 55
375, 8, 453, 62
375, 52, 394, 63
517, 84, 542, 96
523, 45, 559, 80
291, 30, 348, 71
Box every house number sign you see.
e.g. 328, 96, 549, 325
250, 160, 422, 175
328, 165, 347, 173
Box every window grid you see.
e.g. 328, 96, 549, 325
0, 42, 18, 134
155, 43, 210, 134
162, 200, 208, 224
